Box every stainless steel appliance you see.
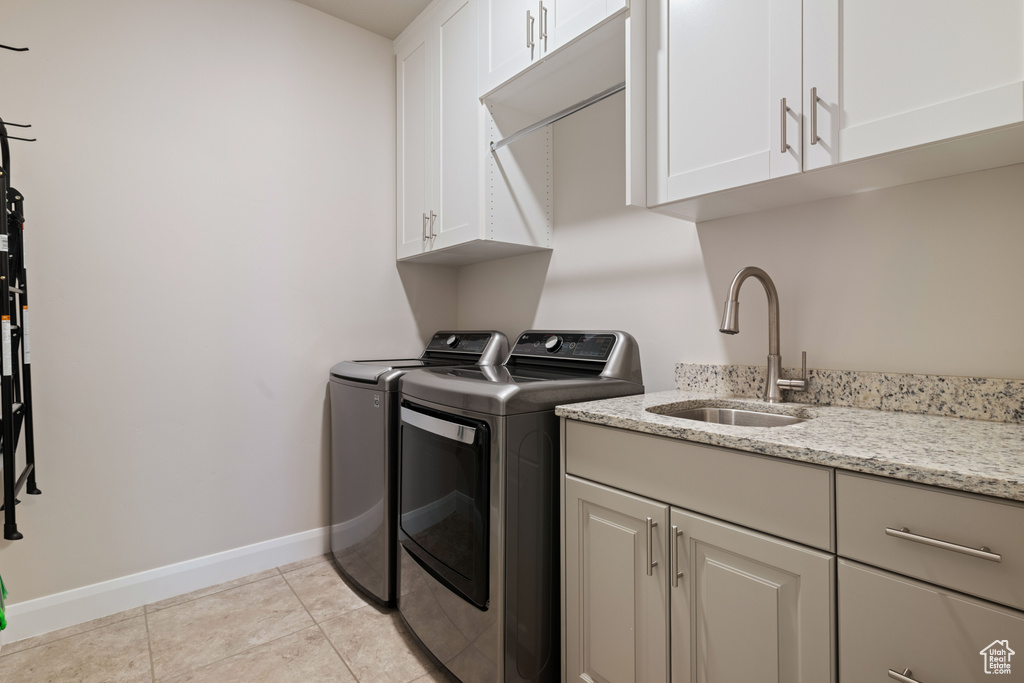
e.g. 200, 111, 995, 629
328, 331, 509, 607
397, 331, 644, 683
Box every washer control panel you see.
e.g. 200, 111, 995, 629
427, 332, 495, 354
512, 332, 616, 361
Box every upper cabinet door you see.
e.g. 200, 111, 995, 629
479, 0, 537, 96
547, 0, 628, 52
433, 0, 480, 250
804, 0, 1024, 170
396, 34, 431, 260
647, 0, 801, 205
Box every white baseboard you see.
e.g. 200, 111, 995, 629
1, 526, 329, 646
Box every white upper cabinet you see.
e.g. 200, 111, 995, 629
432, 0, 480, 251
479, 0, 627, 98
548, 0, 628, 51
804, 0, 1024, 169
396, 0, 553, 265
398, 1, 476, 260
396, 33, 432, 260
648, 0, 801, 202
641, 0, 1024, 219
478, 0, 537, 98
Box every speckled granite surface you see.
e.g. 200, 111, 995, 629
675, 363, 1024, 423
556, 391, 1024, 502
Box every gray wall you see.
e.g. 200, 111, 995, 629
0, 0, 457, 603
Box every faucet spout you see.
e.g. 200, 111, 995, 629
719, 266, 789, 402
720, 267, 780, 356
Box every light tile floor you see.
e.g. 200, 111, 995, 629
0, 555, 458, 682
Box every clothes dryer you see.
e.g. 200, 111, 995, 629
397, 331, 644, 682
328, 331, 509, 606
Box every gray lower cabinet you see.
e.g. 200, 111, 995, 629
839, 559, 1024, 682
564, 475, 669, 683
836, 471, 1024, 682
564, 475, 835, 683
673, 509, 835, 683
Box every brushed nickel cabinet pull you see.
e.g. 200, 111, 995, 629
885, 526, 1002, 563
539, 2, 548, 50
888, 668, 921, 683
810, 87, 820, 145
780, 98, 789, 153
526, 10, 535, 50
671, 525, 683, 587
422, 212, 429, 242
428, 210, 437, 238
646, 517, 658, 577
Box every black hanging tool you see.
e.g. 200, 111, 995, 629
0, 110, 40, 539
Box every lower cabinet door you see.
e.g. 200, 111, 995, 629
565, 475, 670, 683
839, 559, 1024, 682
672, 509, 835, 683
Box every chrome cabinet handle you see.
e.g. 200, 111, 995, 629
539, 2, 547, 50
810, 87, 820, 145
885, 527, 1002, 563
646, 517, 658, 576
671, 525, 683, 587
526, 10, 534, 49
888, 668, 921, 683
422, 212, 429, 242
780, 98, 789, 153
428, 210, 437, 238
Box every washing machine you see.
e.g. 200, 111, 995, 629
396, 331, 644, 682
328, 331, 509, 607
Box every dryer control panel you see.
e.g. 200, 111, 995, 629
511, 332, 616, 362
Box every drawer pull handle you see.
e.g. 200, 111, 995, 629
646, 517, 658, 577
888, 668, 921, 683
885, 527, 1002, 563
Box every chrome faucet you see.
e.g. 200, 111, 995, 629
719, 266, 807, 403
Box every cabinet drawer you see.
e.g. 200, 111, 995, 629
839, 559, 1024, 682
837, 472, 1024, 611
564, 420, 834, 550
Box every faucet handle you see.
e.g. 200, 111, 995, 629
777, 351, 809, 392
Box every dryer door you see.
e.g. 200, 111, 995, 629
399, 403, 491, 609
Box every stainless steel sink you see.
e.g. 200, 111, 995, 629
649, 406, 808, 427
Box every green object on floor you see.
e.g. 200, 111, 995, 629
0, 571, 7, 630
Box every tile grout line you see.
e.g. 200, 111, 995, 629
0, 609, 141, 659
0, 566, 286, 661
280, 563, 362, 682
159, 624, 342, 682
151, 567, 323, 683
143, 609, 157, 683
145, 569, 282, 615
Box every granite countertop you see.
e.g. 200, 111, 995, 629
555, 389, 1024, 502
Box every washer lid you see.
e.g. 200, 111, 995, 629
330, 359, 458, 386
